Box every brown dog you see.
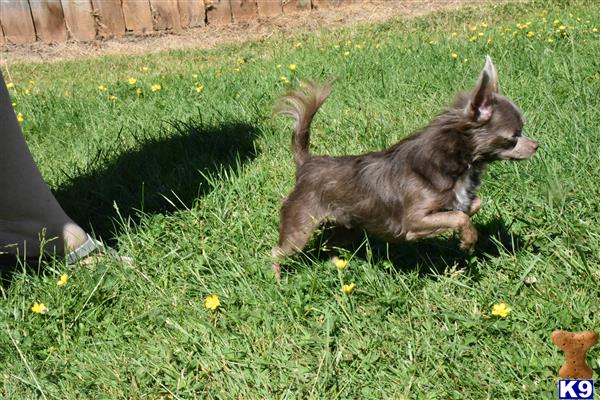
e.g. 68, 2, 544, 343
272, 56, 538, 279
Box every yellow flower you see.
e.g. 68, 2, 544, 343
98, 85, 108, 91
478, 32, 484, 37
280, 76, 289, 83
547, 38, 555, 43
6, 82, 14, 89
332, 257, 348, 269
57, 273, 68, 287
491, 303, 512, 318
553, 19, 560, 26
11, 102, 16, 107
289, 63, 296, 71
468, 25, 477, 32
342, 283, 356, 294
527, 31, 535, 38
109, 95, 117, 101
142, 66, 150, 72
480, 22, 488, 28
275, 64, 282, 69
151, 83, 161, 92
557, 25, 566, 31
592, 27, 598, 33
16, 113, 24, 123
24, 88, 30, 96
344, 51, 350, 56
233, 67, 241, 73
204, 294, 220, 310
451, 32, 458, 37
469, 35, 477, 42
135, 87, 143, 96
195, 84, 204, 93
192, 73, 198, 78
294, 42, 302, 48
451, 53, 458, 59
29, 79, 35, 85
31, 303, 48, 314
127, 77, 137, 85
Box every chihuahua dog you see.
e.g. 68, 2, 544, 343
271, 56, 538, 279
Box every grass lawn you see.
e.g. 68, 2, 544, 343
1, 0, 599, 398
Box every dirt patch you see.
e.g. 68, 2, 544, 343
1, 1, 508, 64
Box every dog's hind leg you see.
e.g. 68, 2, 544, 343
271, 198, 325, 281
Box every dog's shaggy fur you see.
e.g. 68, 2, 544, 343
272, 57, 538, 279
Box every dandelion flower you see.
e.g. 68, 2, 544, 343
451, 53, 459, 59
29, 79, 35, 85
204, 294, 220, 310
553, 19, 560, 26
480, 22, 488, 28
342, 283, 356, 294
280, 76, 289, 83
468, 25, 477, 32
109, 95, 117, 101
491, 303, 512, 318
57, 273, 68, 287
11, 102, 16, 107
527, 31, 535, 38
127, 77, 137, 85
142, 66, 150, 72
592, 27, 598, 33
16, 113, 24, 123
135, 87, 143, 96
98, 85, 108, 91
31, 303, 48, 314
344, 51, 350, 56
24, 88, 30, 96
332, 257, 348, 269
478, 32, 484, 37
151, 83, 161, 92
195, 84, 204, 93
289, 64, 296, 72
6, 82, 14, 89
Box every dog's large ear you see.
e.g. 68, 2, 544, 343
469, 55, 498, 123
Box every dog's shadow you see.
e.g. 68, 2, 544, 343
305, 217, 525, 280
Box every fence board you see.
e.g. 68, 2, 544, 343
150, 0, 181, 31
256, 0, 281, 17
282, 0, 311, 13
311, 0, 341, 9
30, 0, 67, 42
91, 0, 126, 38
230, 0, 257, 22
60, 0, 96, 40
206, 0, 232, 25
0, 1, 36, 44
122, 0, 153, 33
178, 0, 205, 28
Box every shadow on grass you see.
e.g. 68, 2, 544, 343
55, 120, 260, 241
1, 120, 259, 282
293, 217, 525, 280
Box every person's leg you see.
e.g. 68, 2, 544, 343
0, 72, 88, 259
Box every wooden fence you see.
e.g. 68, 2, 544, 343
0, 0, 344, 44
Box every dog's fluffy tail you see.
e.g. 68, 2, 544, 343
275, 81, 332, 169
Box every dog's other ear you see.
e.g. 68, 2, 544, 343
469, 55, 498, 123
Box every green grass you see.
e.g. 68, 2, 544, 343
2, 0, 599, 398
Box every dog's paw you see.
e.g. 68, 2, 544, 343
459, 227, 478, 253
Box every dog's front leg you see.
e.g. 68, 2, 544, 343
405, 211, 478, 252
468, 196, 481, 216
